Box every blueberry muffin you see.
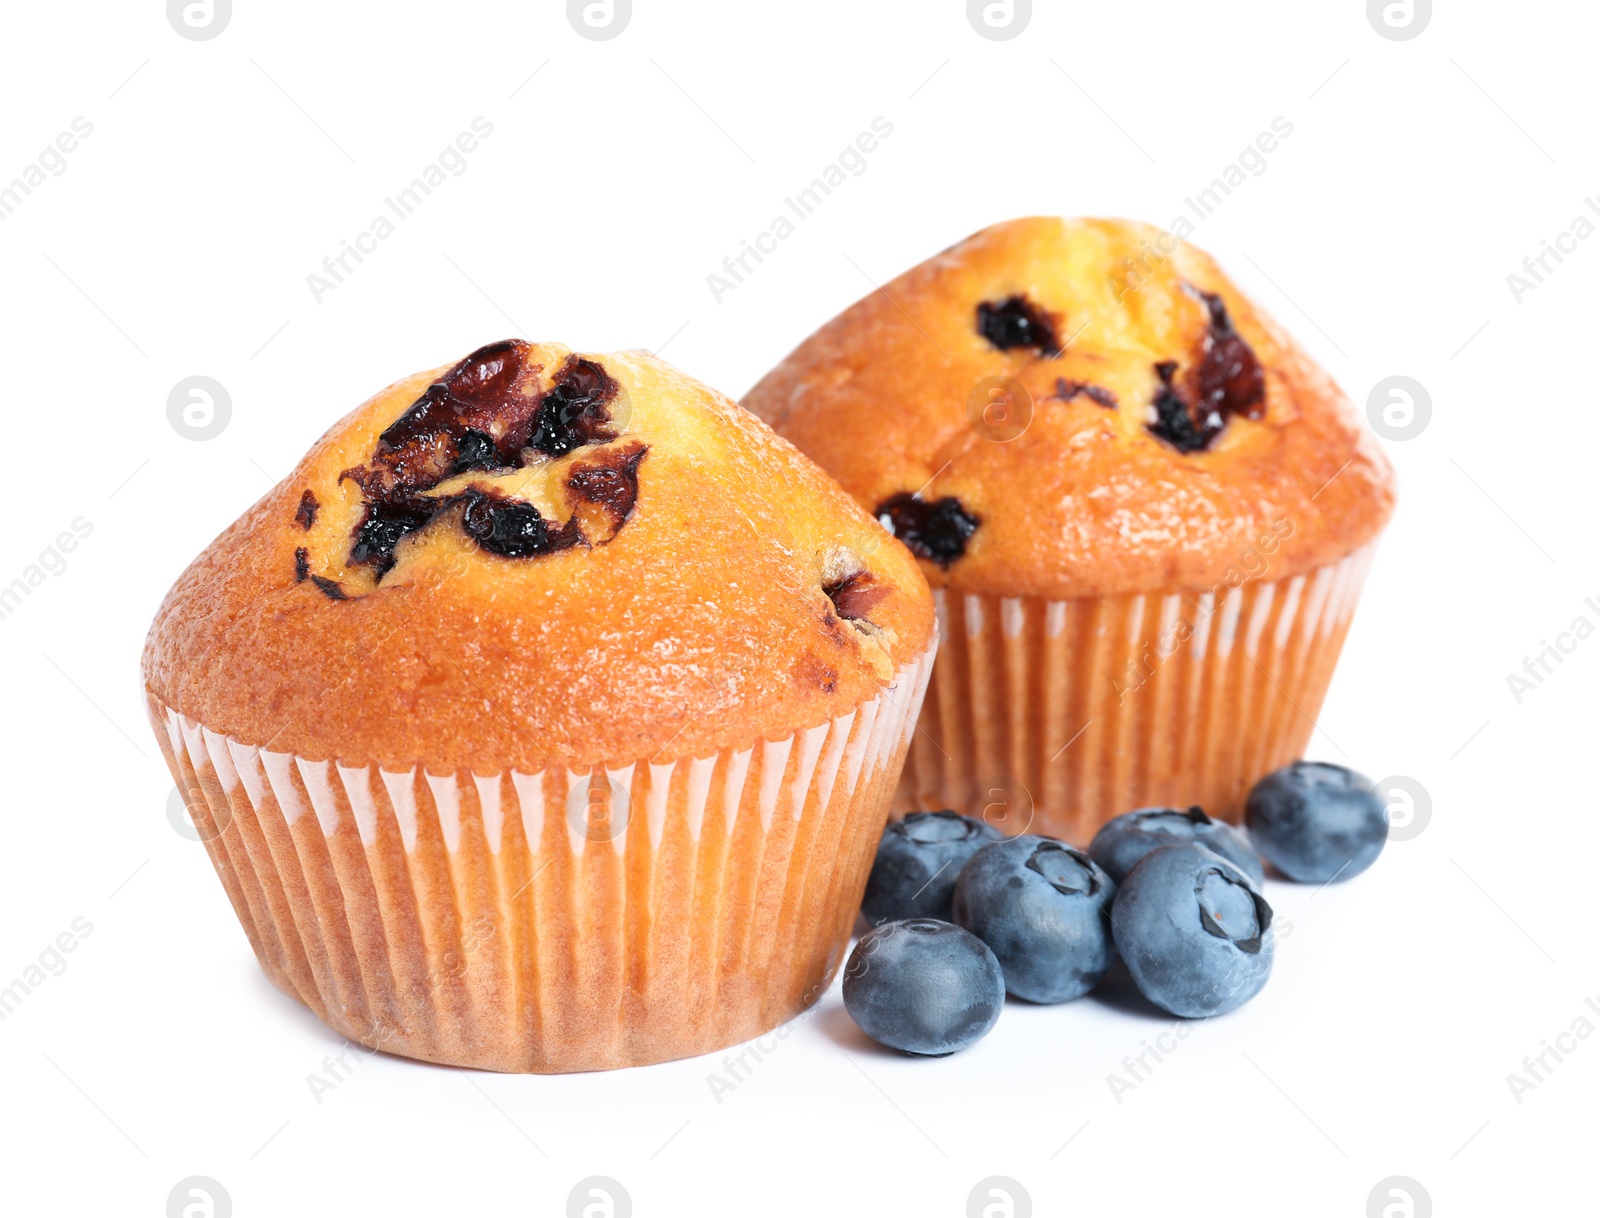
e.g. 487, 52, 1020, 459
744, 218, 1393, 842
144, 339, 936, 1072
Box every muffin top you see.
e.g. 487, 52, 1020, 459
743, 217, 1394, 600
143, 341, 934, 772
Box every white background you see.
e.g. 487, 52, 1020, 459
0, 1, 1593, 1214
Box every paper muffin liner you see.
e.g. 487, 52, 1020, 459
896, 544, 1377, 845
150, 640, 935, 1074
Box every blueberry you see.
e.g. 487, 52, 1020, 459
862, 812, 1002, 924
976, 294, 1063, 357
1111, 843, 1274, 1018
1089, 806, 1263, 888
952, 836, 1117, 1003
874, 492, 982, 568
1245, 761, 1388, 883
842, 919, 1005, 1056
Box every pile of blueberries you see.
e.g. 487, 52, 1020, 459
842, 761, 1390, 1055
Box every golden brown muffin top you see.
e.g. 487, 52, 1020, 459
143, 342, 934, 772
744, 217, 1395, 599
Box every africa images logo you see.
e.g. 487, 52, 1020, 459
166, 1176, 231, 1218
167, 0, 231, 41
568, 0, 631, 40
967, 0, 1030, 41
967, 1176, 1031, 1218
567, 1176, 631, 1218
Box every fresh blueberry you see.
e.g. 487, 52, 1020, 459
842, 919, 1005, 1056
1089, 806, 1263, 888
952, 836, 1117, 1003
862, 811, 1003, 924
1245, 761, 1388, 883
1111, 843, 1274, 1018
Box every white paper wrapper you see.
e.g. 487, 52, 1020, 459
151, 639, 935, 1073
897, 544, 1377, 844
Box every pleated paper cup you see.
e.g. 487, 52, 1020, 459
150, 641, 935, 1074
896, 544, 1377, 844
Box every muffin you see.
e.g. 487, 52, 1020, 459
744, 217, 1393, 843
144, 339, 936, 1072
